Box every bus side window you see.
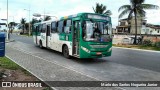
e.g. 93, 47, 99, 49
42, 24, 46, 33
36, 26, 39, 32
38, 24, 41, 33
58, 21, 64, 33
64, 20, 71, 34
51, 22, 57, 33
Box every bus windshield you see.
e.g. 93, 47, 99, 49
82, 20, 112, 42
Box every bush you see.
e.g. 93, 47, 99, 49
155, 42, 160, 48
142, 39, 152, 46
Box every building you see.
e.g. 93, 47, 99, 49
141, 24, 160, 35
116, 18, 130, 34
116, 16, 147, 35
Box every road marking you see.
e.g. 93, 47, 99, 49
113, 46, 160, 53
6, 46, 125, 90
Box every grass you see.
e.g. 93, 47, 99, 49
0, 57, 31, 75
0, 57, 50, 88
0, 57, 19, 70
113, 44, 160, 51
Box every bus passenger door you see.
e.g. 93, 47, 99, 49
72, 21, 80, 56
46, 24, 51, 48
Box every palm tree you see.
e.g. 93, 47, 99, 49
20, 18, 26, 34
9, 22, 16, 33
118, 0, 159, 44
25, 23, 29, 32
30, 18, 39, 33
44, 16, 51, 21
93, 3, 112, 16
31, 18, 38, 26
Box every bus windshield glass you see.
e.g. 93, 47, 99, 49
82, 20, 112, 42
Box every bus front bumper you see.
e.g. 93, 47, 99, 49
80, 47, 112, 58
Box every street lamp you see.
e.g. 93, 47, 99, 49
24, 9, 31, 36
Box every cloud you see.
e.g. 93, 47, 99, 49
0, 0, 159, 26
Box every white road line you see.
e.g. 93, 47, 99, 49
113, 46, 160, 53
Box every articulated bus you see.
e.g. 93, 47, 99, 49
32, 13, 112, 59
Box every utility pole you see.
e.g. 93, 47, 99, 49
6, 0, 9, 40
24, 9, 31, 36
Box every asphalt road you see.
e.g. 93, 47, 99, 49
7, 34, 160, 90
10, 34, 160, 73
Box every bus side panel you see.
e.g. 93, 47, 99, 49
59, 33, 73, 56
50, 33, 59, 51
40, 33, 47, 47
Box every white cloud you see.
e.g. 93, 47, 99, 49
0, 0, 160, 26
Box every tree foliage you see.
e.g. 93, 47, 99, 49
118, 0, 159, 44
93, 3, 112, 16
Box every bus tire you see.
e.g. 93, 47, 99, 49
39, 40, 43, 49
63, 45, 70, 59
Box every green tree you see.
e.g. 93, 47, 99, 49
44, 16, 51, 21
93, 3, 112, 16
9, 22, 16, 33
25, 23, 29, 32
118, 0, 159, 44
30, 18, 38, 26
30, 18, 39, 34
20, 18, 26, 34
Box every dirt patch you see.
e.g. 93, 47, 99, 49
0, 68, 48, 90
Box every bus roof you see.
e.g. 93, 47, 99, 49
34, 12, 111, 25
60, 12, 111, 20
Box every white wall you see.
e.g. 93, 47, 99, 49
142, 27, 160, 35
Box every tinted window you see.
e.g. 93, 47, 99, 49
51, 22, 57, 33
58, 21, 64, 33
36, 26, 39, 32
38, 24, 42, 32
66, 20, 71, 26
64, 20, 72, 33
42, 24, 46, 33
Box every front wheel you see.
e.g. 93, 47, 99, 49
63, 45, 70, 59
39, 40, 43, 49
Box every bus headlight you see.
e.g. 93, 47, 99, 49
81, 46, 90, 53
108, 47, 112, 52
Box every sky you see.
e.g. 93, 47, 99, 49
0, 0, 160, 28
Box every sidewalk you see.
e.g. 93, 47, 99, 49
5, 39, 15, 43
5, 41, 120, 90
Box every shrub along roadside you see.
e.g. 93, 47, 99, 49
113, 39, 160, 51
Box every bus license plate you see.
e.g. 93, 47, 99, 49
96, 52, 102, 55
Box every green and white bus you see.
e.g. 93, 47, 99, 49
32, 13, 112, 58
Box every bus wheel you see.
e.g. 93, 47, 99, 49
39, 40, 43, 49
63, 45, 70, 59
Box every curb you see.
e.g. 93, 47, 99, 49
5, 39, 15, 43
113, 46, 160, 53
